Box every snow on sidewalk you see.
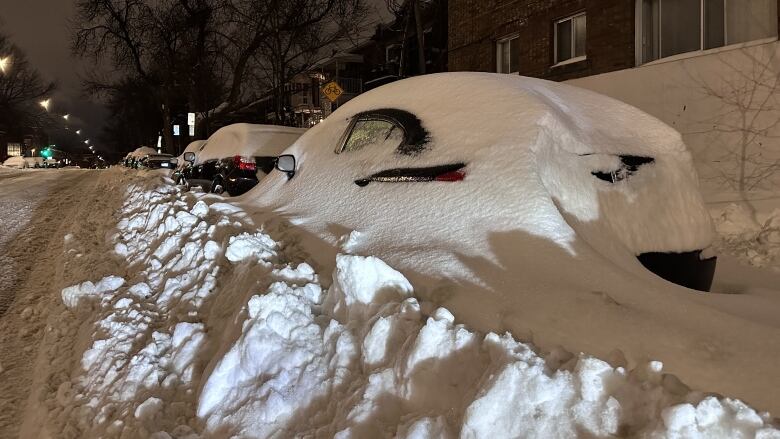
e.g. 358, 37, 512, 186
21, 171, 779, 438
711, 203, 780, 270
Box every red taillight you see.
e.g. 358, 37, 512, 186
434, 170, 465, 182
233, 155, 256, 171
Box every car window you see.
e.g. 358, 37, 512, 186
337, 108, 430, 156
343, 119, 404, 153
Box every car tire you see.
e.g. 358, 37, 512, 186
211, 179, 224, 195
178, 177, 190, 191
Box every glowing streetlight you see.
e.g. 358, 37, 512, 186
63, 114, 70, 121
39, 99, 51, 111
84, 139, 90, 144
0, 56, 10, 74
76, 130, 82, 135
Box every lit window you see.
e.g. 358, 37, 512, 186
496, 35, 520, 74
555, 13, 587, 64
7, 143, 21, 157
638, 0, 778, 64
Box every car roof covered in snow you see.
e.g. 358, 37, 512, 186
181, 140, 207, 157
197, 123, 306, 163
128, 146, 157, 158
3, 156, 27, 167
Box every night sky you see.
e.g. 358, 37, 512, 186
0, 0, 390, 152
1, 0, 106, 147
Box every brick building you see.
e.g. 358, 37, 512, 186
449, 0, 780, 81
448, 1, 780, 197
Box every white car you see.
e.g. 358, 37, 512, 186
2, 156, 28, 169
243, 74, 780, 412
254, 73, 716, 291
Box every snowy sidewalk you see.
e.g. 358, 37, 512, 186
3, 169, 773, 438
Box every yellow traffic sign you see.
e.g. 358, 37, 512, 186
322, 81, 344, 102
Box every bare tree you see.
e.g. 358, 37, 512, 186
0, 31, 56, 135
73, 0, 224, 152
684, 48, 780, 219
251, 0, 369, 123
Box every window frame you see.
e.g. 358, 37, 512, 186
496, 34, 520, 74
554, 12, 587, 65
635, 0, 779, 65
335, 108, 429, 155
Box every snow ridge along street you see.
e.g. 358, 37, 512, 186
2, 168, 774, 438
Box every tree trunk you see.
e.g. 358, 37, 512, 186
413, 0, 426, 75
161, 102, 175, 155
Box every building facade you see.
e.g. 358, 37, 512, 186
449, 0, 780, 199
449, 0, 779, 80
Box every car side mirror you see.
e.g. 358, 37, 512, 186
183, 152, 196, 163
276, 154, 296, 179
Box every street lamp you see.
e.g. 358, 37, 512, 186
63, 114, 69, 121
75, 130, 82, 135
0, 56, 10, 74
39, 99, 51, 111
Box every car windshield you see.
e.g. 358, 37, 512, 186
343, 119, 404, 153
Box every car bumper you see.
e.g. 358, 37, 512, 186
226, 177, 258, 196
637, 250, 717, 292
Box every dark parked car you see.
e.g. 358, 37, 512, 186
141, 154, 177, 170
178, 124, 305, 196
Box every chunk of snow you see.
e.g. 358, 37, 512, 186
224, 232, 277, 263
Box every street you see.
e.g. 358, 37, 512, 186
0, 169, 117, 437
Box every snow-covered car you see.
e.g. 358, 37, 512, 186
172, 140, 207, 182
24, 157, 45, 168
252, 73, 716, 292
124, 146, 157, 168
179, 123, 305, 196
140, 153, 177, 170
3, 156, 30, 169
3, 156, 28, 169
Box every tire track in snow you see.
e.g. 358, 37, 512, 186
0, 170, 103, 438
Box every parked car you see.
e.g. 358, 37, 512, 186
140, 153, 177, 169
24, 157, 45, 168
173, 140, 207, 183
178, 124, 305, 196
124, 147, 158, 168
2, 156, 28, 169
250, 72, 717, 292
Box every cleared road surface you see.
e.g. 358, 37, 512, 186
0, 169, 101, 437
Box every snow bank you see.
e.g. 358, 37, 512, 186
712, 203, 780, 269
26, 173, 778, 438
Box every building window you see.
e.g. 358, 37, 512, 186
7, 143, 21, 157
555, 13, 587, 64
638, 0, 778, 64
496, 35, 520, 74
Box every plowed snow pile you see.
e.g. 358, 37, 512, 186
712, 204, 780, 270
19, 171, 779, 438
